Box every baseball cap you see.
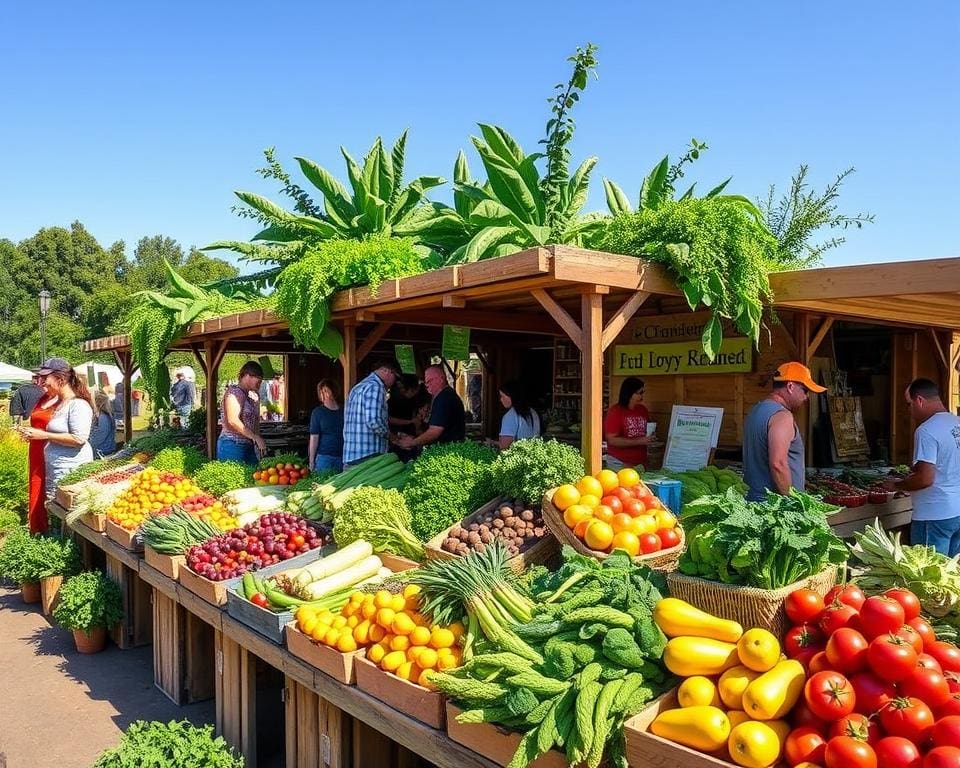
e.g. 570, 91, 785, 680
37, 357, 71, 376
774, 361, 827, 393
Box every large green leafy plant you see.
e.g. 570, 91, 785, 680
52, 570, 124, 631
0, 427, 28, 518
0, 530, 79, 583
92, 720, 242, 768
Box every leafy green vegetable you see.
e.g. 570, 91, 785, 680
678, 488, 846, 588
332, 486, 424, 562
148, 445, 207, 476
57, 456, 131, 487
403, 441, 496, 541
92, 720, 242, 768
192, 460, 253, 497
491, 438, 585, 506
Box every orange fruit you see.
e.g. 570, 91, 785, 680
611, 530, 641, 557
578, 494, 601, 510
576, 475, 604, 498
573, 518, 592, 538
563, 504, 592, 529
611, 513, 634, 534
617, 467, 641, 488
552, 484, 581, 511
593, 505, 615, 525
584, 520, 615, 551
596, 469, 620, 494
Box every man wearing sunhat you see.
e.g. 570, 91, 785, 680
743, 362, 827, 501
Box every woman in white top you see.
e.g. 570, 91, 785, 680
498, 380, 541, 449
17, 357, 94, 498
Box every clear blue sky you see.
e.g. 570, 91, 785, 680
2, 1, 957, 269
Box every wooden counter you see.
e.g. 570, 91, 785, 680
828, 496, 913, 539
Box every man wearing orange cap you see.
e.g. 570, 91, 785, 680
743, 362, 827, 501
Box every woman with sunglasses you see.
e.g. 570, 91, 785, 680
603, 376, 652, 470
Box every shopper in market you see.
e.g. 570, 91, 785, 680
342, 358, 401, 466
388, 373, 429, 461
9, 373, 45, 425
884, 378, 960, 555
308, 378, 344, 473
169, 369, 195, 430
16, 358, 95, 514
603, 376, 652, 470
743, 361, 826, 501
396, 364, 465, 451
498, 379, 541, 449
217, 360, 266, 465
89, 390, 117, 458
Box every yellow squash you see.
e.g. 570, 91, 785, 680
663, 636, 740, 677
677, 676, 722, 708
718, 665, 762, 710
651, 706, 731, 752
654, 598, 743, 642
727, 720, 788, 768
741, 659, 805, 720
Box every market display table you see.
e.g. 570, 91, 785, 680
47, 500, 497, 768
828, 495, 913, 539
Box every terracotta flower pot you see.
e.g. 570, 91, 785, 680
20, 581, 41, 604
40, 574, 64, 616
73, 626, 107, 654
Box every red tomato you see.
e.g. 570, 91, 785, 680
873, 736, 922, 768
821, 602, 861, 635
828, 628, 870, 673
860, 597, 907, 639
638, 534, 661, 554
937, 693, 960, 719
796, 646, 824, 671
600, 495, 623, 514
250, 592, 270, 608
825, 735, 877, 768
924, 746, 960, 768
879, 697, 935, 744
623, 498, 645, 517
656, 528, 680, 549
809, 650, 833, 674
850, 671, 897, 715
947, 672, 960, 693
788, 589, 827, 625
826, 584, 867, 610
895, 625, 926, 655
918, 653, 944, 673
830, 712, 881, 745
899, 666, 951, 709
931, 716, 960, 749
786, 623, 827, 658
290, 533, 306, 548
792, 697, 830, 734
929, 642, 960, 673
868, 634, 919, 682
806, 671, 856, 721
908, 617, 938, 651
785, 726, 828, 766
885, 589, 922, 621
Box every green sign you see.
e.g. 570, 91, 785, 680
441, 325, 471, 361
394, 344, 417, 375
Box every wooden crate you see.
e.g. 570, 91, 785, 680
424, 497, 559, 573
446, 703, 569, 768
379, 552, 421, 572
105, 553, 152, 649
285, 677, 353, 768
105, 519, 144, 552
153, 589, 185, 703
351, 719, 433, 768
285, 622, 363, 684
354, 656, 445, 729
179, 564, 241, 606
215, 630, 257, 766
144, 546, 185, 581
82, 512, 107, 532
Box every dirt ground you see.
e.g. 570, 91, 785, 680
0, 584, 215, 768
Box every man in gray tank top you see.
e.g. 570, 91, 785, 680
743, 362, 827, 501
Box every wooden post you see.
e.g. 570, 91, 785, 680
199, 340, 229, 459
340, 324, 357, 398
112, 350, 135, 445
581, 290, 604, 474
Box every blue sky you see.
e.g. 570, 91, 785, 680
1, 1, 957, 269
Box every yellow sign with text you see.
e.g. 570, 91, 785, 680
612, 338, 753, 376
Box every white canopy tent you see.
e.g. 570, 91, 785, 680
0, 362, 34, 383
78, 361, 141, 389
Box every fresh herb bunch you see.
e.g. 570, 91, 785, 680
91, 720, 243, 768
148, 445, 207, 476
403, 441, 497, 541
52, 571, 124, 632
192, 460, 252, 497
273, 236, 424, 358
332, 486, 424, 562
0, 530, 80, 583
491, 439, 585, 506
600, 198, 779, 357
678, 488, 846, 589
57, 457, 130, 487
128, 428, 185, 455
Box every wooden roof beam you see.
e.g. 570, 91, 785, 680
357, 323, 393, 363
771, 258, 960, 302
378, 308, 561, 336
532, 289, 582, 349
601, 291, 650, 351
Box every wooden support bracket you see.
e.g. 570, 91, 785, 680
474, 347, 492, 373
601, 291, 650, 351
442, 294, 466, 308
952, 341, 960, 370
355, 310, 376, 323
531, 289, 582, 350
930, 328, 949, 371
806, 317, 835, 363
357, 323, 393, 364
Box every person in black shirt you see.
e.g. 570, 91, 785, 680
10, 376, 45, 424
397, 365, 465, 451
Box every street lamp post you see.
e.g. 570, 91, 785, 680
39, 290, 50, 364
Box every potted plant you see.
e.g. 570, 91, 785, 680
52, 571, 123, 653
32, 535, 82, 615
0, 527, 41, 602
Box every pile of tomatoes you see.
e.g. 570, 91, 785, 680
552, 468, 680, 557
781, 583, 960, 768
252, 460, 309, 486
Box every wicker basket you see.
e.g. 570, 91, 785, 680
542, 489, 685, 571
666, 566, 839, 638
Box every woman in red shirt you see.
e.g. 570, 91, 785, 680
603, 377, 652, 470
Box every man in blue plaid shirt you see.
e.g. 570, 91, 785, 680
342, 358, 402, 465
